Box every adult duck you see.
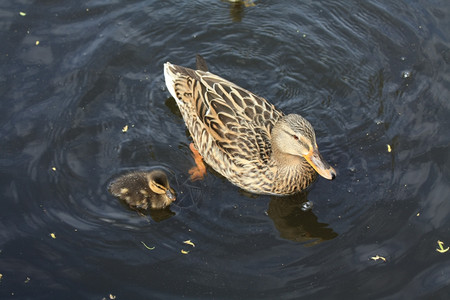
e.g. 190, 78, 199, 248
164, 58, 336, 195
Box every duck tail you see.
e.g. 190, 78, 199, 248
163, 62, 178, 101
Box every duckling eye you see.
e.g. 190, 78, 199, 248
293, 135, 299, 140
154, 183, 166, 191
149, 181, 167, 194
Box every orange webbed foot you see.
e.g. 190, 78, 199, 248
188, 143, 207, 181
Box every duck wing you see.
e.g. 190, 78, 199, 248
164, 63, 283, 164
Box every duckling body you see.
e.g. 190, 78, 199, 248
164, 59, 336, 195
109, 170, 175, 210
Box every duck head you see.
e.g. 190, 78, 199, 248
147, 170, 176, 208
272, 114, 336, 180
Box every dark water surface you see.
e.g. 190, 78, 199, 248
1, 0, 450, 299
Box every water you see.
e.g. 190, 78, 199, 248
1, 0, 449, 299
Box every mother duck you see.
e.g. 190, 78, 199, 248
164, 57, 336, 195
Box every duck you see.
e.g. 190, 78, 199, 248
164, 57, 336, 195
108, 170, 176, 210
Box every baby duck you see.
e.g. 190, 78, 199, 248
109, 170, 176, 210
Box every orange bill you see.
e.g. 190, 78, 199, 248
304, 147, 336, 180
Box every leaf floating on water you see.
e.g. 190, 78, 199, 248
109, 294, 116, 300
370, 255, 386, 262
387, 144, 392, 153
35, 40, 40, 46
141, 241, 155, 250
122, 125, 128, 132
19, 11, 27, 16
436, 240, 449, 253
181, 249, 189, 254
50, 233, 56, 239
183, 240, 195, 247
51, 167, 56, 171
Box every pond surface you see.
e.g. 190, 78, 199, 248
1, 0, 450, 299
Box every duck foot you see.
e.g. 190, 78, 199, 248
188, 143, 207, 181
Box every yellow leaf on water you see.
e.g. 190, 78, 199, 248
19, 12, 27, 16
370, 255, 386, 262
181, 249, 189, 254
436, 240, 449, 253
122, 125, 128, 132
387, 144, 392, 152
50, 233, 56, 239
35, 40, 40, 46
183, 240, 195, 247
141, 241, 155, 250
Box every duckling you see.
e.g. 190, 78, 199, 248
109, 170, 176, 210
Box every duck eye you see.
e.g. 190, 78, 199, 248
293, 135, 299, 140
155, 183, 166, 191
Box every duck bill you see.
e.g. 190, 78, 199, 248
304, 148, 336, 180
165, 189, 176, 201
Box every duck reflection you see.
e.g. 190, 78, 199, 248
267, 192, 337, 245
222, 0, 256, 22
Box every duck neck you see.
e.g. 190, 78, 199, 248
271, 145, 304, 167
270, 146, 317, 193
270, 123, 316, 191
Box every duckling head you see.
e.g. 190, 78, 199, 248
146, 170, 176, 209
272, 114, 336, 180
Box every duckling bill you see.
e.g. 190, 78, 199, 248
164, 57, 336, 195
109, 170, 176, 210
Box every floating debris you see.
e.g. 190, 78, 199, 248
122, 125, 128, 133
51, 167, 56, 171
109, 294, 116, 299
50, 233, 56, 239
141, 241, 155, 250
19, 12, 26, 16
301, 201, 313, 211
24, 277, 31, 284
35, 40, 40, 46
436, 240, 449, 253
183, 240, 195, 247
370, 255, 386, 262
181, 249, 189, 255
401, 70, 411, 79
387, 144, 392, 153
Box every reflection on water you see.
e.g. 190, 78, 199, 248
223, 0, 256, 22
268, 192, 337, 246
